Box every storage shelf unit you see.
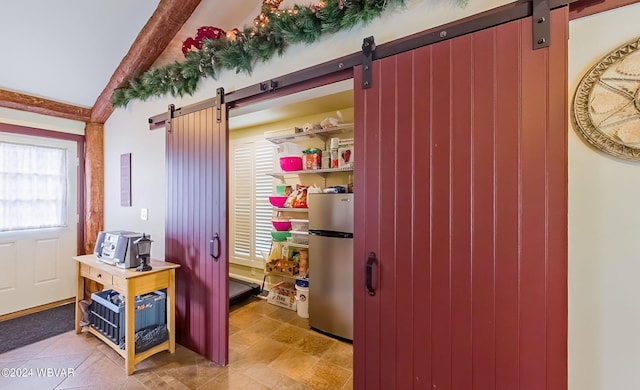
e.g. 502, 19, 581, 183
272, 207, 309, 213
266, 270, 306, 279
265, 123, 353, 287
268, 210, 309, 280
265, 123, 354, 144
267, 166, 353, 179
285, 243, 309, 249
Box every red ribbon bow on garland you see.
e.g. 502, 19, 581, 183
181, 26, 226, 57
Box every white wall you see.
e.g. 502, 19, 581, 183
104, 0, 511, 260
568, 4, 640, 390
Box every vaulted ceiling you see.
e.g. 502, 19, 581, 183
0, 0, 264, 124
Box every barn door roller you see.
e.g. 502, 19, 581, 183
532, 0, 550, 50
362, 36, 375, 89
216, 87, 225, 123
166, 104, 175, 133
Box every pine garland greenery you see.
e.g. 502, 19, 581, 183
112, 0, 436, 108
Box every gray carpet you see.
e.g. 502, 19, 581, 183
0, 303, 75, 354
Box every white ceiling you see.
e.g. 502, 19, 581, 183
0, 1, 262, 110
0, 0, 160, 108
0, 1, 351, 122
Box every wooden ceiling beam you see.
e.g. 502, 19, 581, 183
89, 0, 202, 123
0, 88, 91, 122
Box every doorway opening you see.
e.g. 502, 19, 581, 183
225, 79, 355, 387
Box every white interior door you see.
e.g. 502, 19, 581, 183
0, 132, 78, 315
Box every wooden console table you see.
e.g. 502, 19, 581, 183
72, 254, 180, 375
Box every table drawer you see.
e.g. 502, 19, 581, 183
80, 264, 113, 285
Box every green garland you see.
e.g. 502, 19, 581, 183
111, 0, 443, 108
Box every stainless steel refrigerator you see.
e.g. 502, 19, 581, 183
308, 193, 353, 340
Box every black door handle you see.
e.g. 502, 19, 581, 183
366, 252, 376, 296
210, 233, 221, 261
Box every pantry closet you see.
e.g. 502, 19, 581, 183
227, 85, 355, 303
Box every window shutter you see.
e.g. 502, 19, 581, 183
230, 143, 253, 260
254, 140, 275, 259
229, 137, 274, 268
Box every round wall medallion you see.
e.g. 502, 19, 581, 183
573, 36, 640, 160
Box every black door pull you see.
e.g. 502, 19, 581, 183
366, 252, 376, 296
210, 233, 221, 261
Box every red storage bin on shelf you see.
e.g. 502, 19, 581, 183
280, 156, 303, 171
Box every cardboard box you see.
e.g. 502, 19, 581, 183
267, 282, 297, 311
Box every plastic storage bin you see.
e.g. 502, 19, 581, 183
89, 289, 166, 346
279, 156, 303, 171
289, 219, 309, 232
289, 230, 309, 245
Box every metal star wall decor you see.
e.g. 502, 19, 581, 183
573, 36, 640, 160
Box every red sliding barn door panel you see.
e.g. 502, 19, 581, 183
353, 8, 567, 390
166, 103, 229, 365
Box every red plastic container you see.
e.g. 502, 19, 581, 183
269, 196, 288, 208
272, 220, 292, 231
279, 156, 303, 171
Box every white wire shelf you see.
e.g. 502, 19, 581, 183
267, 166, 353, 180
265, 123, 354, 144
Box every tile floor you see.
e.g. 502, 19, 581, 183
0, 297, 353, 390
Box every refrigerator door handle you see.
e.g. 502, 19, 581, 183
366, 252, 376, 296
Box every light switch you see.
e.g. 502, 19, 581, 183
140, 208, 148, 221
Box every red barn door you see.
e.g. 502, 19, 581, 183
354, 8, 567, 390
166, 95, 229, 365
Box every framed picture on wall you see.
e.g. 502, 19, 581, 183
121, 153, 131, 207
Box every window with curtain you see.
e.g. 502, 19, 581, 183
0, 141, 68, 232
229, 136, 275, 269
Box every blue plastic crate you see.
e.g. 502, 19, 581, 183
89, 289, 166, 346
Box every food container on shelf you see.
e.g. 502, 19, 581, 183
302, 148, 322, 170
289, 230, 309, 245
280, 156, 303, 171
275, 184, 292, 196
289, 219, 309, 232
322, 155, 331, 169
276, 142, 299, 156
269, 195, 288, 208
338, 138, 354, 169
271, 231, 292, 242
330, 148, 339, 168
272, 220, 292, 231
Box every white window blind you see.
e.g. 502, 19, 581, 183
229, 136, 274, 268
0, 141, 68, 232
